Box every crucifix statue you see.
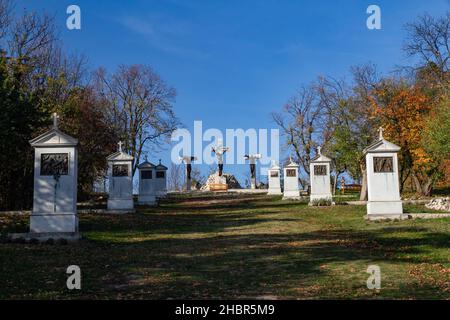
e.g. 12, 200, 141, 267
244, 154, 262, 189
179, 155, 197, 191
52, 112, 59, 129
211, 138, 229, 177
378, 127, 384, 140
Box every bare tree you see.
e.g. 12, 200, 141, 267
403, 12, 450, 86
0, 0, 12, 41
94, 65, 179, 176
8, 10, 56, 64
272, 83, 329, 188
168, 163, 184, 192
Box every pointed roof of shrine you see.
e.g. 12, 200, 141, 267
155, 159, 168, 170
269, 160, 281, 170
285, 156, 299, 168
138, 156, 156, 169
310, 146, 332, 163
29, 113, 78, 147
363, 127, 400, 155
107, 141, 133, 161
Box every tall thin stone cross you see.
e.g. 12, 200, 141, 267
118, 141, 123, 153
52, 112, 59, 129
378, 127, 384, 140
317, 146, 322, 155
180, 155, 197, 191
212, 139, 230, 176
244, 154, 262, 189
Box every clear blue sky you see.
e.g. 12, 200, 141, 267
18, 0, 449, 185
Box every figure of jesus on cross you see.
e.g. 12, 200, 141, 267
211, 138, 230, 177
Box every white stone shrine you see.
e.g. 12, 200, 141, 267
28, 113, 79, 237
309, 146, 332, 204
154, 159, 168, 197
107, 142, 134, 212
267, 161, 282, 195
364, 127, 403, 220
138, 157, 156, 205
282, 157, 300, 200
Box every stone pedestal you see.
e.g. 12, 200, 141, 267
28, 113, 79, 237
309, 147, 332, 204
283, 158, 300, 200
267, 162, 282, 195
208, 173, 228, 191
138, 159, 156, 205
107, 143, 134, 212
364, 129, 403, 220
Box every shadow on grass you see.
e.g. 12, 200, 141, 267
1, 193, 449, 299
76, 226, 450, 299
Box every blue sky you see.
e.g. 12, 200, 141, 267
18, 0, 449, 185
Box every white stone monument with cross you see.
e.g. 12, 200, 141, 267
364, 127, 403, 220
138, 156, 156, 205
107, 141, 134, 212
267, 160, 282, 195
27, 113, 79, 239
179, 155, 197, 191
154, 159, 168, 197
309, 146, 333, 204
282, 157, 301, 200
244, 154, 262, 189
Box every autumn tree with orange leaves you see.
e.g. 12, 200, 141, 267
369, 80, 441, 195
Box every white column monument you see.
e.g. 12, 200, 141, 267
180, 156, 197, 191
28, 113, 79, 239
267, 160, 282, 195
138, 156, 156, 205
244, 154, 262, 189
364, 127, 403, 220
107, 141, 134, 212
309, 146, 333, 204
154, 159, 168, 197
282, 157, 300, 200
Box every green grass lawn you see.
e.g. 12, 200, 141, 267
0, 193, 449, 299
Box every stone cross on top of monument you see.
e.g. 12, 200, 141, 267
378, 126, 384, 140
118, 141, 123, 153
52, 112, 59, 129
317, 146, 322, 155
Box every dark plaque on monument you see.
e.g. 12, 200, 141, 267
141, 170, 152, 179
156, 171, 165, 179
286, 169, 296, 177
40, 153, 69, 176
270, 171, 279, 178
373, 157, 393, 173
113, 164, 129, 177
314, 165, 327, 176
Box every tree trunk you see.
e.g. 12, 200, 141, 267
359, 163, 367, 201
412, 171, 434, 197
332, 173, 339, 195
